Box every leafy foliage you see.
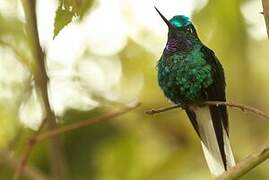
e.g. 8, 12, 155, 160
54, 0, 95, 38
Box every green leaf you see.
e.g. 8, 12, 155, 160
53, 4, 75, 39
53, 0, 95, 39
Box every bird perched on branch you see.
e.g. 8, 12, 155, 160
155, 7, 235, 177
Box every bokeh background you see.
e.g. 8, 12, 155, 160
1, 0, 269, 179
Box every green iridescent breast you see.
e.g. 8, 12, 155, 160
157, 46, 213, 104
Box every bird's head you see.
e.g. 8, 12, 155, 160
155, 7, 197, 37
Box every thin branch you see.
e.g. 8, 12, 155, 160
216, 142, 269, 180
262, 0, 269, 38
145, 101, 269, 121
13, 118, 47, 180
0, 150, 50, 180
15, 0, 67, 179
145, 104, 183, 115
36, 103, 141, 142
13, 103, 140, 180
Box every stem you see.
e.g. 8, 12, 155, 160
262, 0, 269, 38
12, 118, 47, 180
36, 103, 141, 142
13, 102, 140, 180
15, 1, 68, 179
145, 101, 269, 121
0, 149, 49, 180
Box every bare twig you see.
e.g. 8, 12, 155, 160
216, 142, 269, 180
145, 101, 269, 121
262, 0, 269, 37
36, 103, 141, 142
145, 104, 183, 115
0, 149, 49, 180
145, 104, 182, 115
13, 103, 140, 180
13, 118, 47, 180
15, 0, 67, 179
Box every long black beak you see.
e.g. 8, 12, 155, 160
154, 7, 172, 28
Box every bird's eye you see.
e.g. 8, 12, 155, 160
186, 27, 193, 33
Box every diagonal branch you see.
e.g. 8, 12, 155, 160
12, 118, 47, 180
12, 102, 140, 180
216, 142, 269, 180
36, 103, 141, 142
262, 0, 269, 38
145, 101, 269, 179
0, 149, 50, 180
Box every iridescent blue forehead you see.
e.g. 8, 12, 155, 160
169, 15, 191, 28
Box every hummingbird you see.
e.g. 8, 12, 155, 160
155, 7, 236, 176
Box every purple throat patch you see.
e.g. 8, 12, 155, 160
165, 39, 192, 52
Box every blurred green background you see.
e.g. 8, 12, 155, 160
1, 0, 269, 179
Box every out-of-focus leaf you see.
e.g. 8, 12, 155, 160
0, 12, 32, 74
0, 14, 24, 39
73, 0, 95, 20
53, 0, 95, 38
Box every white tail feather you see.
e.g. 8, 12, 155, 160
195, 107, 235, 177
